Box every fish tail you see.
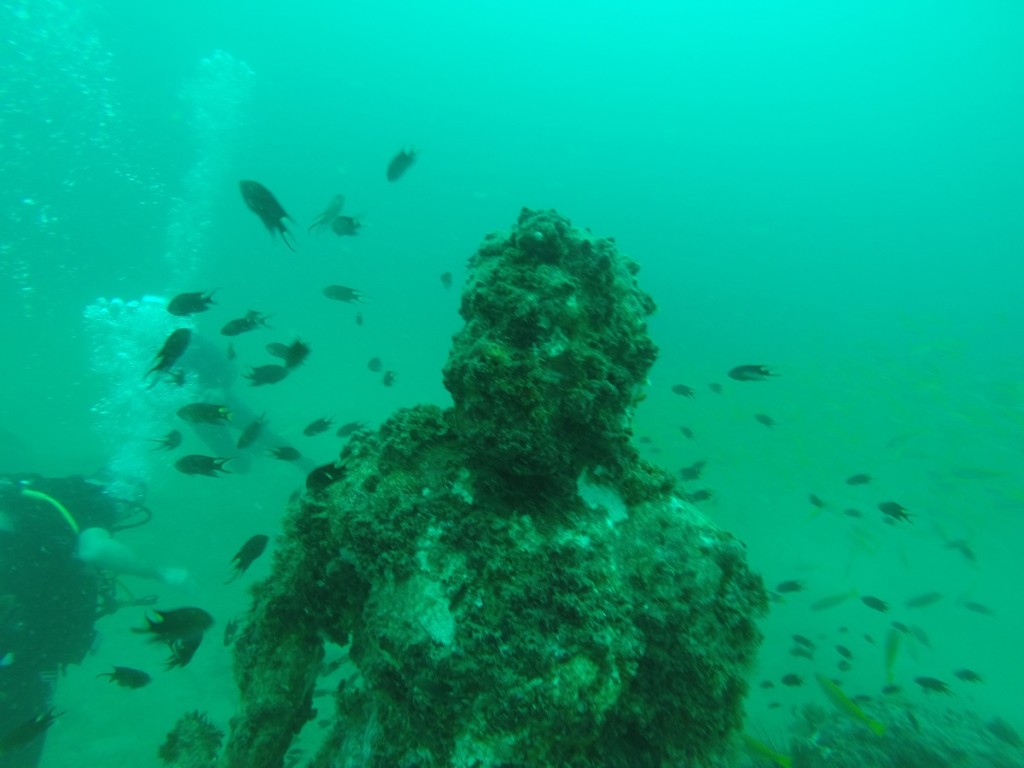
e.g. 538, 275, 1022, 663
280, 228, 297, 252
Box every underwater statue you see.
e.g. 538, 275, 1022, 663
161, 209, 766, 768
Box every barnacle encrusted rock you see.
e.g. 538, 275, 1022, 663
158, 710, 222, 768
443, 208, 657, 500
196, 209, 766, 768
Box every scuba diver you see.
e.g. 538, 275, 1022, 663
173, 330, 317, 476
0, 473, 181, 767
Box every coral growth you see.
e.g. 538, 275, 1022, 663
185, 209, 765, 768
159, 710, 222, 768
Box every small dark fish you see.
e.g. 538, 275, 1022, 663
166, 634, 203, 669
239, 180, 295, 250
881, 684, 902, 695
226, 342, 237, 361
221, 310, 272, 337
440, 272, 453, 288
278, 339, 310, 369
382, 370, 397, 387
878, 501, 913, 523
270, 446, 301, 461
335, 421, 366, 438
237, 413, 267, 450
97, 666, 151, 689
843, 508, 863, 518
837, 659, 852, 672
679, 460, 706, 481
891, 621, 910, 634
133, 607, 214, 643
177, 403, 231, 425
760, 680, 775, 689
914, 676, 952, 694
386, 147, 418, 182
167, 290, 217, 317
355, 312, 364, 326
223, 617, 240, 646
147, 328, 191, 379
150, 429, 182, 451
909, 624, 931, 648
0, 709, 62, 755
987, 717, 1024, 749
309, 194, 345, 235
331, 215, 362, 237
266, 341, 290, 360
245, 364, 289, 386
954, 669, 983, 683
323, 285, 368, 303
306, 462, 345, 495
174, 454, 233, 477
808, 493, 825, 509
836, 645, 853, 660
679, 426, 695, 440
728, 364, 776, 381
303, 417, 333, 436
861, 595, 889, 613
776, 580, 805, 594
368, 357, 383, 373
781, 673, 803, 687
708, 382, 723, 394
687, 489, 713, 502
226, 534, 269, 584
946, 539, 976, 563
792, 634, 815, 649
671, 384, 695, 398
905, 592, 942, 609
810, 591, 855, 611
754, 413, 775, 428
845, 473, 872, 485
962, 600, 995, 616
790, 647, 814, 660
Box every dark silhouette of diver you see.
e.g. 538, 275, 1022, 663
0, 473, 159, 767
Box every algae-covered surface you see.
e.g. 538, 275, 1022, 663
184, 210, 767, 768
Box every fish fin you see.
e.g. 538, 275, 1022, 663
280, 227, 297, 252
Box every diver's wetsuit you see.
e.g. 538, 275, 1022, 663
0, 475, 119, 768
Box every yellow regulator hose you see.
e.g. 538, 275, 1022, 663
20, 488, 81, 536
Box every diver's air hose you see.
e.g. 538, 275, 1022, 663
20, 488, 81, 535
